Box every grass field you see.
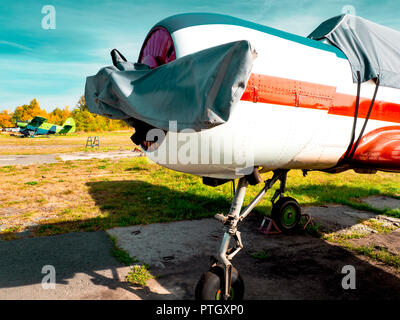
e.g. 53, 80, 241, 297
0, 131, 135, 155
0, 154, 399, 240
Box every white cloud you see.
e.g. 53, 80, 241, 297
0, 41, 33, 51
0, 59, 103, 77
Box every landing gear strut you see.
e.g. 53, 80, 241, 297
195, 169, 300, 300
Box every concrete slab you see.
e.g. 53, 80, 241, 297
0, 154, 58, 166
107, 219, 222, 268
0, 231, 175, 300
362, 196, 400, 210
302, 205, 377, 232
0, 150, 144, 167
58, 150, 142, 161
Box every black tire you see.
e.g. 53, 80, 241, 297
195, 265, 244, 300
271, 197, 301, 233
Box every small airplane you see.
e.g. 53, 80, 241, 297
17, 117, 76, 137
86, 13, 400, 300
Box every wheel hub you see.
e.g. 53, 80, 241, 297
282, 206, 297, 226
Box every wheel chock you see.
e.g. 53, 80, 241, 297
300, 213, 314, 230
258, 214, 314, 235
257, 216, 282, 235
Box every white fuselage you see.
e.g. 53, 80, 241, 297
145, 24, 400, 179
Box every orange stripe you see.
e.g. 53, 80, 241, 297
240, 73, 400, 123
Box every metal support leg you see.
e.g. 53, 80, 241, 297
214, 170, 290, 299
270, 169, 288, 204
217, 177, 248, 299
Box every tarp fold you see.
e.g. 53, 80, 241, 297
85, 40, 255, 131
308, 14, 400, 89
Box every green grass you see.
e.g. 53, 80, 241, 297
0, 156, 399, 240
0, 226, 23, 240
250, 250, 270, 260
109, 235, 139, 266
126, 264, 154, 286
322, 231, 367, 243
108, 234, 154, 286
322, 217, 400, 270
24, 181, 38, 186
352, 245, 400, 271
361, 219, 397, 234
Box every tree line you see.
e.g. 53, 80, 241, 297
0, 96, 129, 132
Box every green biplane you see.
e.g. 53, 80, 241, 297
17, 117, 76, 137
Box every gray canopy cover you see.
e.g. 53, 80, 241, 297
308, 14, 400, 89
85, 40, 254, 131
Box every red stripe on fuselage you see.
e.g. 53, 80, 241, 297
241, 73, 400, 123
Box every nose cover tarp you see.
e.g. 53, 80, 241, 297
85, 40, 255, 132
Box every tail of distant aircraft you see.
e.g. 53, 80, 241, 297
15, 118, 28, 128
59, 117, 76, 134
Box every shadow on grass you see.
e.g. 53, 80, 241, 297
2, 181, 397, 239
86, 180, 231, 225
0, 180, 230, 239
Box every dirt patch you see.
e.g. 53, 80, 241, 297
349, 229, 400, 256
303, 205, 377, 232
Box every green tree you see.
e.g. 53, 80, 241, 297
48, 106, 72, 125
72, 96, 129, 132
0, 110, 14, 128
11, 99, 48, 123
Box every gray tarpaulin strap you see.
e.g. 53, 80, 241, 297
348, 76, 380, 160
342, 71, 361, 160
85, 40, 255, 132
308, 14, 388, 161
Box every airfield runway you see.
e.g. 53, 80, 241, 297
1, 199, 399, 300
0, 150, 142, 166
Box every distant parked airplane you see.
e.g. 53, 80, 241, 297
17, 117, 76, 137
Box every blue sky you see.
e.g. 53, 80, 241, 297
1, 0, 400, 112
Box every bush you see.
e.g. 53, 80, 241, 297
126, 265, 153, 286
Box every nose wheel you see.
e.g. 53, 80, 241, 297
195, 264, 244, 300
196, 170, 300, 300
